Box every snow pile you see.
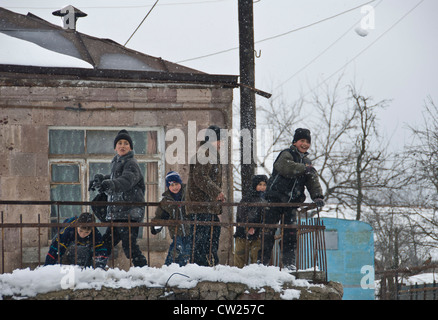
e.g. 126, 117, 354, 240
0, 264, 311, 300
402, 273, 437, 285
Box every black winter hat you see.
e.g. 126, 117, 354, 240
204, 125, 222, 142
114, 129, 133, 149
292, 128, 311, 144
252, 174, 268, 190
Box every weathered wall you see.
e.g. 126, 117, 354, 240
0, 72, 234, 272
11, 281, 343, 300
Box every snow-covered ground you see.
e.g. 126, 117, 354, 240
0, 263, 310, 300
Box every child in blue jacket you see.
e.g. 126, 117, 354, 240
45, 212, 107, 268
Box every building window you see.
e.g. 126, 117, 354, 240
49, 127, 163, 237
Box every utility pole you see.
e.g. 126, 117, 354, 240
238, 0, 256, 198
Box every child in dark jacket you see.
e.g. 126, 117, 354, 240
45, 212, 107, 268
234, 175, 268, 268
91, 129, 147, 267
263, 128, 324, 269
151, 171, 192, 266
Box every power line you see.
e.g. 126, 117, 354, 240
275, 0, 384, 90
5, 0, 230, 10
124, 0, 159, 47
302, 0, 425, 99
176, 0, 377, 63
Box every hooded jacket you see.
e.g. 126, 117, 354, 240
266, 145, 323, 203
234, 175, 268, 240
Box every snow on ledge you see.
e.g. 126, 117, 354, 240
0, 264, 312, 300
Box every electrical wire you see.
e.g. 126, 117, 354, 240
302, 0, 425, 99
124, 0, 159, 47
5, 0, 230, 10
274, 0, 383, 91
176, 0, 377, 63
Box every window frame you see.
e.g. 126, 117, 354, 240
48, 126, 165, 238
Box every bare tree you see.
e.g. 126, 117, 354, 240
405, 96, 438, 204
258, 77, 411, 220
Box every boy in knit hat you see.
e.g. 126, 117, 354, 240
151, 171, 192, 266
90, 129, 147, 267
263, 128, 324, 269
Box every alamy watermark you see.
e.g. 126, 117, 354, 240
360, 5, 375, 31
360, 265, 375, 289
165, 121, 274, 166
60, 265, 75, 289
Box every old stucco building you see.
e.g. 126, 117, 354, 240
0, 7, 237, 272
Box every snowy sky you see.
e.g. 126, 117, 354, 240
1, 0, 437, 151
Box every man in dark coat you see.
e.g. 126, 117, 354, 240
186, 125, 225, 266
92, 129, 147, 267
263, 128, 324, 269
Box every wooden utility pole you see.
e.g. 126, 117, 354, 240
238, 0, 256, 198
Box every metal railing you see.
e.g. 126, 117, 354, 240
377, 264, 438, 300
0, 200, 327, 280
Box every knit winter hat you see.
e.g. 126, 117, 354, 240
165, 171, 183, 188
292, 128, 311, 144
114, 129, 133, 149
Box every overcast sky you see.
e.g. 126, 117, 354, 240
1, 0, 437, 151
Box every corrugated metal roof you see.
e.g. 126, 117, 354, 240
0, 7, 207, 75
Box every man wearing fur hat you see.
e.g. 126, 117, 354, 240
263, 128, 324, 270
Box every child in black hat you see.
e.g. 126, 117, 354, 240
91, 129, 147, 267
263, 128, 324, 270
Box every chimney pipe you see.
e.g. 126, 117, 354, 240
52, 5, 87, 30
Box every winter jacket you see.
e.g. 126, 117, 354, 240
234, 176, 268, 240
104, 151, 146, 222
151, 184, 190, 238
44, 217, 107, 268
266, 145, 323, 203
186, 143, 223, 215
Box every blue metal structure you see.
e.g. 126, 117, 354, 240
321, 218, 375, 300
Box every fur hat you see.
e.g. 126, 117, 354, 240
114, 129, 133, 149
292, 128, 311, 144
165, 171, 183, 188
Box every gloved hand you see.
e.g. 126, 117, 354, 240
88, 174, 104, 191
314, 198, 325, 208
305, 164, 316, 175
100, 179, 115, 194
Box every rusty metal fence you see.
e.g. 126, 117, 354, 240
377, 264, 438, 300
0, 200, 327, 280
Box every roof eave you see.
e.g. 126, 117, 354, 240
0, 64, 239, 87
